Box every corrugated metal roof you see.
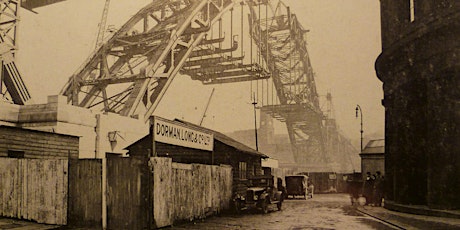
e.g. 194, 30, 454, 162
361, 139, 384, 154
174, 119, 268, 158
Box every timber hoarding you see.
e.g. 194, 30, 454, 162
151, 116, 214, 151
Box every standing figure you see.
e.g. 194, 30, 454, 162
308, 179, 314, 198
362, 172, 374, 205
373, 171, 384, 206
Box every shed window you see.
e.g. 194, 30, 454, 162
239, 161, 247, 179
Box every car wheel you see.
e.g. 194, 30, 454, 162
261, 200, 269, 214
277, 201, 282, 211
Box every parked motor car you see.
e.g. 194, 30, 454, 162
345, 172, 364, 205
233, 175, 283, 214
285, 175, 311, 199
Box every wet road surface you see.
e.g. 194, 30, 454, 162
169, 193, 397, 230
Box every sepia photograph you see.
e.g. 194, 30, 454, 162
0, 0, 458, 229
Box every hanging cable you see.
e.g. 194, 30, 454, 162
289, 30, 292, 102
272, 74, 274, 106
250, 11, 253, 102
230, 7, 233, 57
266, 79, 269, 106
257, 3, 262, 65
265, 3, 269, 106
266, 2, 269, 70
241, 2, 244, 61
257, 2, 261, 103
219, 18, 222, 49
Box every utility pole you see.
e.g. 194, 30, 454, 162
252, 92, 259, 151
355, 104, 363, 151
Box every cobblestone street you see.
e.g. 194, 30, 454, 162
169, 194, 395, 230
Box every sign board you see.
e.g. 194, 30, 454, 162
152, 116, 213, 151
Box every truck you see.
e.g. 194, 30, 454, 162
285, 175, 312, 199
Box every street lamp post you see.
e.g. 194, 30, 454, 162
355, 104, 363, 151
252, 93, 259, 151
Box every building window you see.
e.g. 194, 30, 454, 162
8, 150, 24, 158
410, 0, 415, 22
239, 161, 247, 179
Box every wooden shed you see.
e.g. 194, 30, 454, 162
125, 117, 268, 195
0, 125, 79, 159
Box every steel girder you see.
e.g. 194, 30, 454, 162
247, 0, 326, 166
60, 0, 240, 121
0, 0, 70, 105
0, 0, 31, 105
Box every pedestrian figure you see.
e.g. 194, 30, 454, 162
308, 179, 314, 198
277, 177, 287, 201
362, 172, 374, 205
373, 171, 383, 206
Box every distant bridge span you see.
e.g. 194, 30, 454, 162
55, 0, 352, 170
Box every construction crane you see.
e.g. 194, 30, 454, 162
95, 0, 111, 49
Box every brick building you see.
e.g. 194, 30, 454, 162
376, 1, 459, 209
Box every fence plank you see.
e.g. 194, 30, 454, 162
152, 157, 172, 228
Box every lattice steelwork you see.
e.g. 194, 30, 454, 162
1, 0, 68, 105
61, 0, 246, 122
247, 0, 326, 166
0, 0, 31, 105
59, 0, 355, 169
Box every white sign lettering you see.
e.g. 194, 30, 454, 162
153, 117, 213, 151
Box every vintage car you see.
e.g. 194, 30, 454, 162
285, 175, 312, 199
233, 175, 283, 214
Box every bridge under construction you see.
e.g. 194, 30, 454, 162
0, 0, 358, 172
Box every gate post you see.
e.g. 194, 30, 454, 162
102, 158, 107, 229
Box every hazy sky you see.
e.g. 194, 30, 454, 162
17, 0, 383, 141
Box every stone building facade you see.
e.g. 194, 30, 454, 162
376, 1, 459, 209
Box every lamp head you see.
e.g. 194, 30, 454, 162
355, 106, 358, 118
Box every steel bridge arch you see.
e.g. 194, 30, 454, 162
60, 0, 333, 168
61, 0, 244, 120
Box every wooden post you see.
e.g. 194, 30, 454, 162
150, 116, 156, 157
102, 158, 107, 229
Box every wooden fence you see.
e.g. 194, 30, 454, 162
151, 157, 232, 228
0, 157, 233, 229
0, 158, 68, 225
